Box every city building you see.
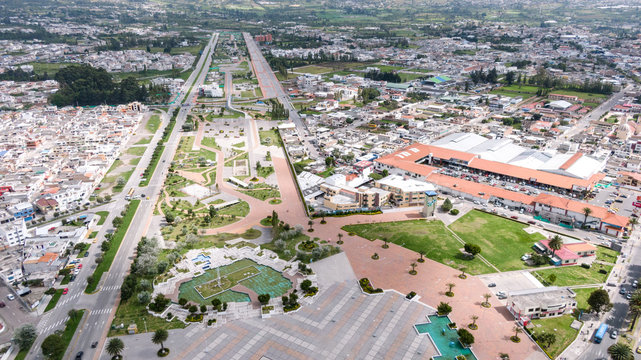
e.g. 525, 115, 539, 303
507, 287, 577, 325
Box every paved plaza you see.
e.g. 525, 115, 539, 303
109, 280, 439, 360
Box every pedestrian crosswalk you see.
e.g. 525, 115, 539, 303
101, 285, 121, 291
58, 293, 81, 306
38, 316, 69, 333
90, 308, 112, 316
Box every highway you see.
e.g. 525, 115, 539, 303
550, 85, 631, 150
243, 33, 320, 160
27, 32, 219, 360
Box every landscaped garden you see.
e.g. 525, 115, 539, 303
449, 210, 546, 271
342, 219, 494, 275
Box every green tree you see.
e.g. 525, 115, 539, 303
41, 334, 65, 360
12, 324, 37, 350
547, 274, 557, 285
152, 329, 169, 352
107, 337, 125, 359
537, 333, 556, 349
548, 235, 563, 256
441, 198, 453, 212
582, 207, 593, 226
258, 294, 271, 305
608, 343, 633, 360
464, 243, 481, 257
587, 289, 611, 314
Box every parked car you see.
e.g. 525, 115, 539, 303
510, 216, 518, 220
63, 288, 69, 295
6, 294, 14, 301
619, 287, 627, 295
0, 301, 5, 308
488, 283, 496, 287
611, 330, 618, 339
528, 220, 536, 225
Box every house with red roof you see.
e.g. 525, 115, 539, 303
534, 238, 596, 266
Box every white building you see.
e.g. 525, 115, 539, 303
506, 287, 577, 325
0, 219, 27, 247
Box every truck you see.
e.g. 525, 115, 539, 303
594, 323, 608, 343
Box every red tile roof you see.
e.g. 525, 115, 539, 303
560, 153, 583, 170
533, 193, 628, 227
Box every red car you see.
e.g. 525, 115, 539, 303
62, 288, 68, 295
510, 216, 518, 220
78, 264, 82, 269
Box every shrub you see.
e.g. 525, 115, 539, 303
581, 263, 591, 269
45, 288, 56, 295
179, 298, 188, 306
449, 209, 460, 215
448, 322, 457, 329
359, 278, 383, 294
258, 294, 271, 305
188, 305, 198, 314
437, 302, 452, 315
186, 313, 203, 322
458, 328, 475, 347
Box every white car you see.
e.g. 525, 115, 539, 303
6, 294, 14, 301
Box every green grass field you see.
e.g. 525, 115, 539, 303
126, 146, 147, 156
86, 200, 140, 293
293, 65, 332, 74
596, 246, 619, 263
259, 130, 282, 147
146, 114, 161, 133
240, 188, 280, 201
449, 210, 546, 271
44, 289, 63, 312
135, 136, 152, 145
95, 211, 109, 225
532, 264, 613, 286
109, 298, 186, 336
342, 220, 494, 275
572, 287, 600, 313
195, 265, 260, 298
201, 137, 221, 150
530, 315, 580, 359
548, 89, 608, 102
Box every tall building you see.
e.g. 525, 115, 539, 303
0, 219, 27, 247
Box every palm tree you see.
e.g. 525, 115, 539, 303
446, 283, 456, 293
152, 329, 169, 353
337, 233, 343, 244
106, 338, 124, 359
410, 262, 417, 274
483, 293, 492, 307
548, 235, 563, 257
470, 315, 479, 329
582, 207, 592, 226
382, 237, 389, 249
307, 220, 314, 232
608, 343, 633, 360
630, 217, 638, 230
513, 326, 523, 340
418, 250, 425, 262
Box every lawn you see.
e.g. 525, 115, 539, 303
259, 130, 282, 147
596, 246, 619, 264
126, 146, 147, 156
105, 160, 123, 176
240, 188, 280, 201
146, 114, 161, 133
293, 65, 332, 74
26, 62, 74, 75
95, 211, 109, 225
548, 89, 609, 102
449, 210, 546, 271
532, 264, 613, 286
257, 166, 274, 178
232, 141, 245, 148
342, 220, 494, 275
112, 169, 135, 193
529, 314, 580, 359
572, 287, 600, 313
201, 137, 221, 150
195, 265, 260, 298
44, 289, 63, 312
109, 298, 186, 336
89, 231, 98, 239
134, 137, 152, 145
129, 158, 141, 166
86, 200, 140, 293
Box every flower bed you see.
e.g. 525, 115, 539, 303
359, 278, 383, 294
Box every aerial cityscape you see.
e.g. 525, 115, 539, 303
1, 0, 641, 359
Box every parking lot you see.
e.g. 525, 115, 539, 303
477, 271, 544, 301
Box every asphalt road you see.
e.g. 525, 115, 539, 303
27, 32, 219, 360
243, 33, 320, 160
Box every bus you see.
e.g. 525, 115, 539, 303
594, 323, 608, 343
125, 188, 134, 200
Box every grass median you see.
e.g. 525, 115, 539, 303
44, 289, 63, 312
96, 211, 109, 225
85, 200, 140, 293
